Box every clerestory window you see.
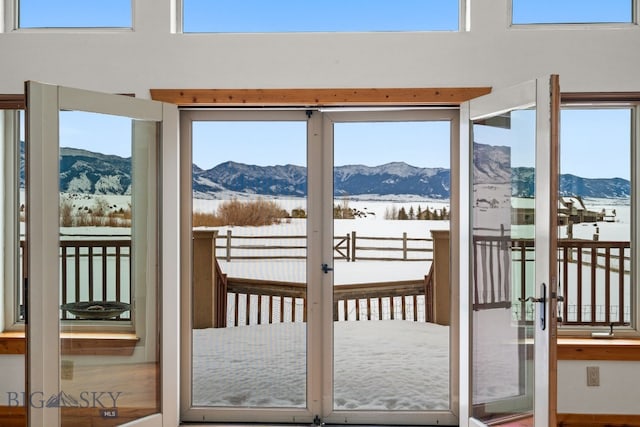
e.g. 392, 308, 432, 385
15, 0, 132, 29
511, 0, 635, 25
180, 0, 460, 33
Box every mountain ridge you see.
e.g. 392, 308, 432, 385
19, 143, 631, 200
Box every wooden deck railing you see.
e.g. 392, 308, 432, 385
558, 240, 630, 326
19, 239, 132, 321
17, 230, 625, 327
472, 235, 631, 327
213, 260, 434, 328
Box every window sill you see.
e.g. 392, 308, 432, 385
558, 337, 640, 361
0, 332, 139, 356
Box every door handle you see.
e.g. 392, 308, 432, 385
518, 283, 547, 330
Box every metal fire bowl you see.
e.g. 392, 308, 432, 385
60, 301, 131, 320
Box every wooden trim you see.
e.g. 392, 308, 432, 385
0, 94, 25, 109
149, 87, 492, 107
0, 331, 25, 354
548, 73, 561, 427
0, 406, 26, 427
0, 332, 139, 356
557, 413, 640, 427
558, 338, 640, 361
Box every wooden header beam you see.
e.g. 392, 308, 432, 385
0, 95, 25, 109
150, 87, 492, 107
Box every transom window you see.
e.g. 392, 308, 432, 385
512, 0, 634, 25
16, 0, 132, 29
181, 0, 460, 33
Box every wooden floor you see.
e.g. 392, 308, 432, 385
0, 361, 159, 427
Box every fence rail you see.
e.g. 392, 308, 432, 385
211, 230, 434, 262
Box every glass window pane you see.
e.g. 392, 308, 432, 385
558, 108, 632, 326
512, 0, 633, 24
183, 0, 459, 33
18, 0, 132, 28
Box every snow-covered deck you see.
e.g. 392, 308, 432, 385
192, 320, 450, 410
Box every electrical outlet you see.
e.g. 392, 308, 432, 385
587, 366, 599, 386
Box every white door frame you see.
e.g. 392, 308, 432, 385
26, 81, 179, 427
461, 76, 559, 427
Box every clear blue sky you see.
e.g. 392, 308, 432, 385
191, 120, 451, 169
512, 0, 631, 24
19, 0, 632, 29
19, 1, 633, 179
18, 0, 131, 28
183, 0, 458, 33
473, 108, 631, 180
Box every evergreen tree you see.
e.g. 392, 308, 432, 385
398, 207, 408, 220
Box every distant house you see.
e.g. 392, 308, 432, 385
511, 196, 604, 226
558, 196, 604, 224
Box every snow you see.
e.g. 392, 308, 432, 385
192, 320, 450, 410
16, 190, 631, 410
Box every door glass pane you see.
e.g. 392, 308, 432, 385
58, 111, 160, 424
558, 108, 632, 327
190, 120, 308, 408
471, 110, 536, 421
332, 120, 451, 411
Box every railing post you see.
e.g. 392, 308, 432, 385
351, 231, 357, 262
430, 229, 450, 326
226, 229, 232, 262
193, 230, 217, 329
346, 233, 351, 262
403, 232, 408, 260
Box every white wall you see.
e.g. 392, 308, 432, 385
0, 0, 639, 96
558, 360, 640, 414
1, 0, 639, 417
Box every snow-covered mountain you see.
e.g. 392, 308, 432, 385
59, 147, 132, 194
18, 143, 630, 199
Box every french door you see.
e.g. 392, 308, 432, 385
180, 109, 460, 425
462, 75, 560, 427
26, 81, 179, 427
